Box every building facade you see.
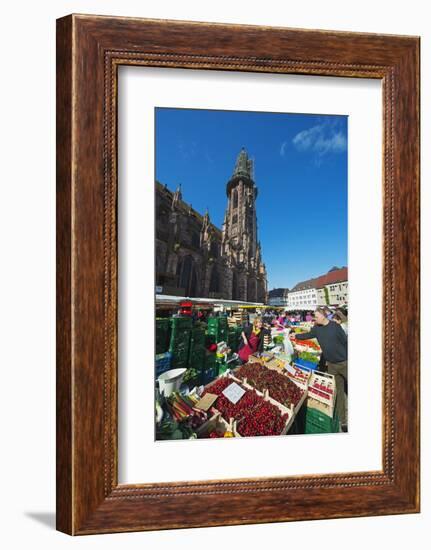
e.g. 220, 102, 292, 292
288, 287, 319, 310
268, 288, 290, 307
326, 280, 348, 306
155, 148, 268, 303
287, 267, 348, 310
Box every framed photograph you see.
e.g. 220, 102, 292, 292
56, 14, 420, 534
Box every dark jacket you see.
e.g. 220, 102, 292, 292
296, 321, 347, 363
238, 325, 268, 353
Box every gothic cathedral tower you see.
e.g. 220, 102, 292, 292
221, 148, 268, 303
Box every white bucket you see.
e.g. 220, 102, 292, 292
157, 368, 187, 396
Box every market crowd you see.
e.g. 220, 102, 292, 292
237, 306, 348, 431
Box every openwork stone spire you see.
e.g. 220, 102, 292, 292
232, 147, 254, 180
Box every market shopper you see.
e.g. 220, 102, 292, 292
275, 311, 288, 330
293, 307, 348, 430
324, 306, 334, 320
238, 317, 267, 363
333, 310, 348, 335
263, 309, 273, 327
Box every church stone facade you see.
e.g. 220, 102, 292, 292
155, 148, 268, 303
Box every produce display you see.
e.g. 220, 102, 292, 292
156, 419, 186, 440
286, 364, 311, 385
298, 351, 319, 364
155, 309, 346, 439
202, 377, 290, 437
312, 379, 334, 395
165, 392, 207, 431
203, 378, 263, 422
294, 338, 321, 351
196, 412, 234, 439
264, 357, 286, 372
236, 400, 289, 437
202, 376, 234, 397
235, 362, 304, 408
214, 389, 262, 422
183, 367, 199, 386
307, 372, 337, 417
308, 372, 335, 400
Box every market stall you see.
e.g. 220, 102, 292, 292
155, 309, 340, 440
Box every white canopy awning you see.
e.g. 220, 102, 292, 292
156, 294, 264, 308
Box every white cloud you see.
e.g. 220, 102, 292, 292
292, 123, 347, 157
280, 141, 288, 156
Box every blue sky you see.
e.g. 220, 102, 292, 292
155, 108, 347, 290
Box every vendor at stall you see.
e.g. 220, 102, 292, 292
292, 307, 348, 430
238, 317, 267, 363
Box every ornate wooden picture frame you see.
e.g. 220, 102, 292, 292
56, 14, 420, 535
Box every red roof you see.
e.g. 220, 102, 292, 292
291, 267, 348, 292
314, 267, 348, 289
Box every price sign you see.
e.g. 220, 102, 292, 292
285, 363, 297, 376
222, 382, 246, 404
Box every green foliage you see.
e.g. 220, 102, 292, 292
183, 368, 199, 385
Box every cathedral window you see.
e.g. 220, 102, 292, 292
177, 255, 198, 297
232, 189, 238, 209
191, 231, 200, 248
209, 266, 220, 293
157, 203, 169, 222
232, 214, 238, 225
210, 241, 218, 258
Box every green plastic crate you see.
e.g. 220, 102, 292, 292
189, 346, 206, 365
170, 326, 191, 339
207, 317, 227, 326
219, 327, 228, 338
170, 345, 190, 368
190, 327, 206, 344
189, 327, 206, 357
205, 353, 217, 370
227, 327, 241, 352
217, 362, 229, 376
169, 328, 191, 349
170, 316, 193, 329
155, 318, 171, 354
188, 350, 207, 371
169, 338, 190, 368
305, 407, 339, 433
171, 357, 188, 369
169, 336, 190, 350
206, 331, 227, 345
